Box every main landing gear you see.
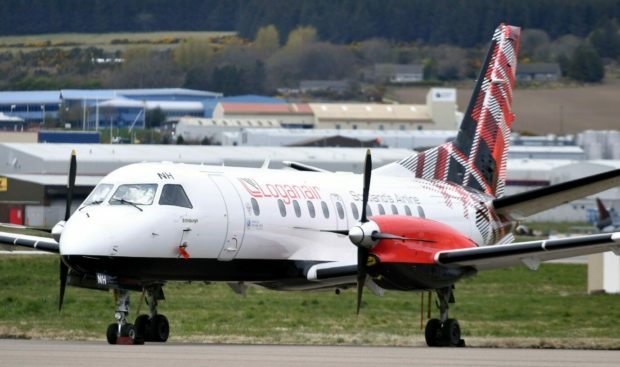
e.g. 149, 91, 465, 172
424, 286, 465, 347
106, 285, 169, 345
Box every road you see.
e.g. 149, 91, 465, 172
1, 339, 618, 367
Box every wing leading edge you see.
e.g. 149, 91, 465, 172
0, 230, 59, 253
435, 232, 620, 271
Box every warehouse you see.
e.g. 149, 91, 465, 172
0, 143, 411, 227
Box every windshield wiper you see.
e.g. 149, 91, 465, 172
117, 199, 144, 212
79, 200, 103, 211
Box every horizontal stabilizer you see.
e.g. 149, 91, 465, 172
436, 232, 620, 271
493, 169, 620, 219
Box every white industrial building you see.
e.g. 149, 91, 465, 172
0, 143, 412, 227
1, 142, 619, 226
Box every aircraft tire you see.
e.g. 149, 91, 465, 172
134, 315, 149, 344
152, 314, 169, 342
443, 319, 463, 347
424, 318, 441, 347
106, 323, 118, 345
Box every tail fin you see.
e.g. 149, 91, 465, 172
596, 198, 612, 229
384, 24, 520, 198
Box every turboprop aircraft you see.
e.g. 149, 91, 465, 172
2, 23, 620, 347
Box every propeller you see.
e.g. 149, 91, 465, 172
300, 149, 433, 314
59, 149, 76, 311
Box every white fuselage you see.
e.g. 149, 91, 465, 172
60, 162, 495, 283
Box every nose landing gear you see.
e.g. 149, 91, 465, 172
106, 289, 137, 345
105, 285, 169, 345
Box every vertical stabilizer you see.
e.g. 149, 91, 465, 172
380, 24, 520, 198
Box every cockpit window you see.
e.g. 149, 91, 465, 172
159, 184, 193, 209
110, 184, 157, 206
83, 183, 113, 206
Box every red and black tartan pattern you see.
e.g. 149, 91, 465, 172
397, 24, 520, 200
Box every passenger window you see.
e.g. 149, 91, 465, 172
278, 199, 286, 217
391, 204, 398, 214
366, 204, 373, 217
159, 184, 193, 209
336, 202, 345, 219
350, 203, 359, 220
307, 201, 316, 218
110, 184, 157, 206
321, 201, 330, 218
293, 200, 301, 218
378, 204, 385, 215
417, 206, 426, 218
404, 205, 412, 216
251, 198, 260, 216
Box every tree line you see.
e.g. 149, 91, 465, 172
0, 0, 619, 47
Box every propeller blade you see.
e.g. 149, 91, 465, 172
64, 150, 77, 221
59, 260, 68, 311
320, 229, 350, 236
356, 247, 368, 315
59, 150, 75, 312
370, 232, 436, 243
360, 149, 372, 223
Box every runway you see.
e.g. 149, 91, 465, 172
1, 339, 618, 367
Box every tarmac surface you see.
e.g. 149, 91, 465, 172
1, 339, 618, 367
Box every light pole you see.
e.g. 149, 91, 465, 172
40, 105, 45, 126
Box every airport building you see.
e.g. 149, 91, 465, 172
0, 88, 223, 129
1, 142, 619, 226
0, 143, 411, 227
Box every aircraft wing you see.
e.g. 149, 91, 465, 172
493, 168, 620, 219
0, 228, 59, 253
435, 232, 620, 271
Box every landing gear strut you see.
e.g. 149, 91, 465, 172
424, 286, 465, 347
134, 285, 169, 343
106, 289, 137, 344
105, 286, 169, 345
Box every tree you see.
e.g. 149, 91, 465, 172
589, 19, 620, 59
107, 48, 184, 88
567, 45, 605, 82
145, 107, 166, 128
173, 39, 214, 71
286, 25, 318, 48
254, 25, 280, 53
211, 65, 246, 96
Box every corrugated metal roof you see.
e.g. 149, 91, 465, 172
309, 103, 430, 121
220, 103, 313, 115
61, 88, 221, 100
4, 174, 102, 186
0, 143, 412, 175
0, 91, 61, 104
98, 98, 204, 111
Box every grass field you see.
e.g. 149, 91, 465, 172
1, 255, 619, 348
387, 78, 620, 135
0, 31, 236, 52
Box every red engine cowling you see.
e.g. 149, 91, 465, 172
370, 215, 477, 265
366, 216, 478, 290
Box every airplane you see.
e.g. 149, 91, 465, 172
2, 23, 620, 347
595, 198, 620, 232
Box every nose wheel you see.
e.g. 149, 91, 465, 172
106, 285, 169, 345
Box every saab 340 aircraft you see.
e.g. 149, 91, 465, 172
2, 24, 620, 347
